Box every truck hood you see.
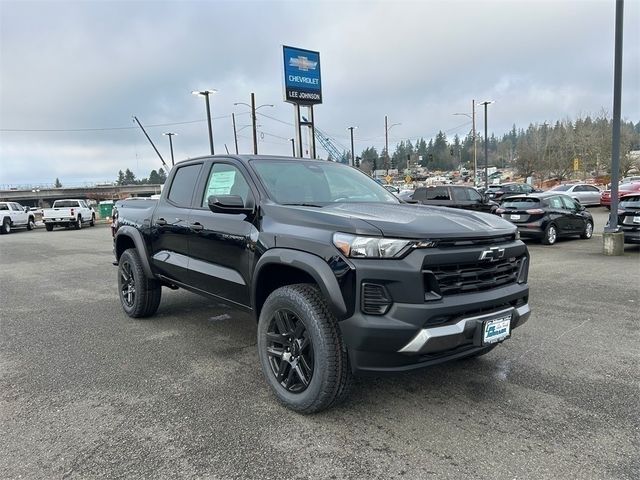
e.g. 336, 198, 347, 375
268, 202, 516, 239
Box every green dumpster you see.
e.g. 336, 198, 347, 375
98, 200, 114, 220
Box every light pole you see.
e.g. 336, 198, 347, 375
232, 113, 239, 154
234, 93, 273, 154
453, 100, 477, 185
31, 188, 40, 208
163, 132, 177, 166
347, 126, 358, 167
384, 115, 401, 171
479, 101, 494, 189
290, 138, 295, 157
191, 89, 217, 155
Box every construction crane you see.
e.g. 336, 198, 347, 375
302, 117, 348, 162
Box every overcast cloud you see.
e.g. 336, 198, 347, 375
1, 0, 638, 186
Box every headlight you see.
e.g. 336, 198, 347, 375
333, 233, 434, 258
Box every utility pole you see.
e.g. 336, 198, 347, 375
384, 115, 389, 170
191, 89, 217, 155
290, 138, 295, 157
347, 126, 357, 167
479, 101, 494, 190
232, 113, 239, 154
472, 99, 477, 186
251, 93, 258, 155
163, 132, 177, 166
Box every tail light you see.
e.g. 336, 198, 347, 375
70, 208, 75, 216
526, 209, 544, 214
496, 208, 505, 214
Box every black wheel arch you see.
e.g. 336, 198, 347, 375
114, 226, 154, 279
253, 249, 349, 320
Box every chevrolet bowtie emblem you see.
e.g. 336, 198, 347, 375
289, 56, 318, 72
479, 247, 505, 262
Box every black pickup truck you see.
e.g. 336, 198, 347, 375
112, 155, 531, 413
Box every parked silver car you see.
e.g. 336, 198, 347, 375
548, 183, 602, 206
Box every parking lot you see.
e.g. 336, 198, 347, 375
1, 209, 638, 480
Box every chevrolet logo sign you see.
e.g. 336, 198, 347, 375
289, 56, 318, 71
479, 247, 505, 262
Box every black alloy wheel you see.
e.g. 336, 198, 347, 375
266, 309, 314, 393
120, 259, 136, 308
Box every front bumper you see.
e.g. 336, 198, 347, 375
621, 227, 640, 244
340, 282, 530, 374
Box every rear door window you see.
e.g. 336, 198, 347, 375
168, 164, 203, 207
426, 186, 450, 200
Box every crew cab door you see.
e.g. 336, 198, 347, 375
10, 203, 27, 225
150, 162, 203, 283
186, 159, 258, 307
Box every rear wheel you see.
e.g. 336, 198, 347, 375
45, 224, 54, 232
1, 218, 10, 234
542, 223, 557, 245
257, 284, 352, 413
581, 220, 594, 239
75, 216, 82, 229
118, 248, 162, 318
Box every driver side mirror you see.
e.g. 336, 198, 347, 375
24, 206, 30, 213
207, 195, 254, 214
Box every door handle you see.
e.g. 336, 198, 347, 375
189, 222, 204, 231
155, 218, 167, 226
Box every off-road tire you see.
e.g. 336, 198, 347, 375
257, 284, 352, 413
27, 217, 35, 230
75, 216, 82, 229
45, 224, 54, 232
118, 248, 162, 318
542, 223, 557, 245
580, 220, 593, 239
1, 218, 10, 234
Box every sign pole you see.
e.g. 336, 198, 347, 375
309, 105, 316, 159
295, 104, 303, 158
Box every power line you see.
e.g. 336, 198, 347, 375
0, 113, 248, 133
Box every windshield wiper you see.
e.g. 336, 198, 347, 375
281, 203, 324, 208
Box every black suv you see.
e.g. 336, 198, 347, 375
485, 183, 540, 202
403, 185, 499, 213
112, 155, 531, 413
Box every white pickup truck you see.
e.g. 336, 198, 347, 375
0, 201, 36, 234
42, 199, 95, 231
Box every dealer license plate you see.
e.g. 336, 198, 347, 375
483, 315, 512, 344
510, 214, 521, 221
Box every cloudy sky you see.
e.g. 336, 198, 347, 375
1, 0, 638, 186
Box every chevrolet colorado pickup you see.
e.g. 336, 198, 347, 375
112, 155, 531, 413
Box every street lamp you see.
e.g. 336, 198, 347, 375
479, 101, 494, 189
31, 188, 40, 208
234, 93, 274, 154
346, 126, 358, 167
191, 89, 217, 155
453, 101, 477, 185
163, 132, 177, 166
384, 115, 401, 170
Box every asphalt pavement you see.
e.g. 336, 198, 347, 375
1, 213, 638, 479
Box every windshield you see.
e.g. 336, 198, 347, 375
502, 198, 541, 209
551, 185, 571, 191
53, 200, 80, 208
620, 196, 640, 208
250, 160, 399, 205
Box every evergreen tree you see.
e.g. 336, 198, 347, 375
158, 168, 167, 183
123, 168, 136, 185
54, 178, 62, 188
117, 170, 125, 186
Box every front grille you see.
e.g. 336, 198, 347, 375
425, 256, 523, 296
436, 235, 515, 248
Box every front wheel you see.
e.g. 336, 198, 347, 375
581, 220, 594, 239
90, 215, 95, 227
45, 224, 54, 232
118, 248, 162, 318
27, 217, 35, 230
1, 219, 10, 234
257, 284, 352, 413
542, 223, 557, 245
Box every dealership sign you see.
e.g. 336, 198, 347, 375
283, 46, 322, 104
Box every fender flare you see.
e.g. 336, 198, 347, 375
253, 248, 347, 317
114, 226, 154, 278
